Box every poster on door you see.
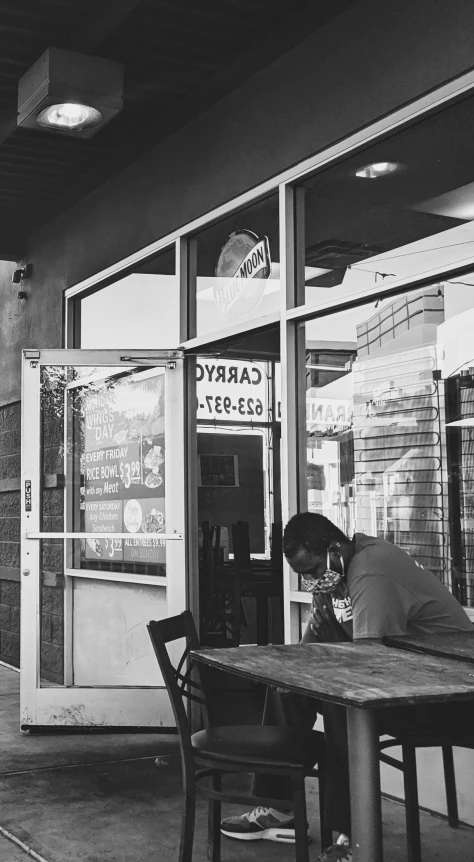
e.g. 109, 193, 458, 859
83, 372, 166, 566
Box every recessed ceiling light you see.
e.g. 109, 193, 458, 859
355, 161, 400, 179
36, 103, 102, 131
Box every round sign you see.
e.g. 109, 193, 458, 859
214, 230, 271, 321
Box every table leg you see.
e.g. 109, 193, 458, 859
347, 707, 383, 862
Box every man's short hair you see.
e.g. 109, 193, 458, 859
282, 512, 349, 559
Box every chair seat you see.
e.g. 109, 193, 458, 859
192, 725, 324, 768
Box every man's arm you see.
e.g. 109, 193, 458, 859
350, 573, 414, 640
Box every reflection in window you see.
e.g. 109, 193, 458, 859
80, 246, 177, 348
304, 279, 474, 606
300, 92, 474, 310
40, 365, 168, 579
192, 193, 280, 339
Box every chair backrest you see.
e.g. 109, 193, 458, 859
147, 611, 211, 764
201, 520, 218, 628
212, 524, 222, 564
201, 520, 214, 569
270, 521, 283, 569
202, 520, 223, 567
232, 520, 251, 570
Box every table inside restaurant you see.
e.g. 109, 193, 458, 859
191, 641, 474, 862
200, 560, 282, 646
200, 521, 283, 645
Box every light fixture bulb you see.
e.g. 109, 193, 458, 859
36, 102, 102, 131
355, 161, 400, 179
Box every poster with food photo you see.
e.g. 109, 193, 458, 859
123, 498, 166, 564
83, 372, 166, 562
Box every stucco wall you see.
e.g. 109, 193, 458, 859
0, 261, 22, 407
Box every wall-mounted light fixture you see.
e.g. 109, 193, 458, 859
17, 47, 123, 139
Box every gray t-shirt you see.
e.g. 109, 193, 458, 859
345, 533, 472, 640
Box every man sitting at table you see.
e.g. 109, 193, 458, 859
220, 512, 473, 862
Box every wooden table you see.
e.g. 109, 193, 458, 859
192, 641, 474, 862
384, 631, 474, 664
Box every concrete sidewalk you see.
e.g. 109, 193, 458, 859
0, 665, 473, 862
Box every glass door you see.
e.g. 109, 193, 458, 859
21, 349, 185, 728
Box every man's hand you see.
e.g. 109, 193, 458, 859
310, 602, 346, 642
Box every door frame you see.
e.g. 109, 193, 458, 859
20, 348, 186, 728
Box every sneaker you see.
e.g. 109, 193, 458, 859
220, 806, 297, 842
316, 843, 353, 861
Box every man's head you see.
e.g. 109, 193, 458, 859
282, 512, 350, 580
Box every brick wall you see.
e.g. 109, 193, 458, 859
0, 400, 65, 680
41, 583, 64, 684
41, 487, 64, 684
41, 382, 65, 684
0, 402, 21, 667
0, 580, 20, 666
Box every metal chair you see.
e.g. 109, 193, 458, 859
380, 735, 474, 862
147, 610, 331, 862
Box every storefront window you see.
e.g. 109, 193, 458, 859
303, 277, 474, 606
191, 323, 283, 646
79, 246, 177, 348
299, 92, 474, 310
192, 192, 280, 339
196, 353, 274, 557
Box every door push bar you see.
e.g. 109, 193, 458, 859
24, 532, 184, 540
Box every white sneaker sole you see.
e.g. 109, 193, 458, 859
220, 827, 296, 843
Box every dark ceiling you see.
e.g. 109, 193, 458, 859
0, 0, 357, 259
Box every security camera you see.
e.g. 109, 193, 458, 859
11, 263, 31, 284
11, 269, 23, 284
